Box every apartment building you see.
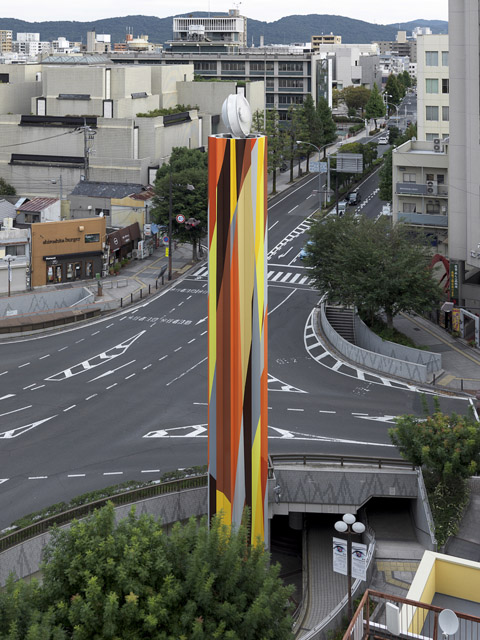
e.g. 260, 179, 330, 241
0, 30, 12, 53
310, 43, 380, 90
374, 31, 417, 63
311, 34, 341, 50
416, 34, 449, 141
448, 0, 480, 309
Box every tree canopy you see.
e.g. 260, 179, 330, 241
306, 215, 443, 327
0, 177, 15, 196
0, 504, 294, 640
316, 97, 337, 145
341, 86, 371, 114
151, 147, 208, 261
365, 83, 386, 128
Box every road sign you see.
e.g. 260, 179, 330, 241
176, 214, 186, 223
336, 153, 363, 173
163, 235, 169, 246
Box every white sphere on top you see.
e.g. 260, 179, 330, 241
221, 93, 252, 138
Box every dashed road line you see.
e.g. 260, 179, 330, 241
91, 331, 100, 336
106, 323, 114, 328
142, 364, 152, 370
158, 355, 168, 361
58, 346, 68, 352
0, 405, 32, 418
75, 339, 84, 344
28, 476, 47, 480
287, 408, 304, 412
106, 383, 118, 390
319, 410, 336, 414
141, 469, 161, 473
188, 339, 196, 344
39, 354, 50, 360
125, 373, 135, 380
68, 474, 86, 477
23, 383, 36, 390
31, 385, 45, 391
18, 362, 30, 368
0, 371, 7, 376
103, 471, 123, 476
200, 331, 207, 336
174, 347, 182, 352
63, 405, 76, 412
85, 394, 98, 401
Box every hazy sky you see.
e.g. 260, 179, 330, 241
4, 1, 448, 25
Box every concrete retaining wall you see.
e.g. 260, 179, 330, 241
354, 314, 442, 375
318, 306, 432, 383
0, 287, 94, 320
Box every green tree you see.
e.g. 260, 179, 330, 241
265, 108, 286, 195
299, 94, 323, 171
284, 104, 309, 181
252, 108, 265, 133
384, 74, 401, 107
0, 177, 16, 196
389, 408, 480, 545
316, 97, 337, 145
0, 504, 294, 639
306, 216, 443, 328
401, 70, 412, 88
151, 147, 208, 261
378, 124, 417, 201
341, 86, 371, 114
365, 83, 386, 129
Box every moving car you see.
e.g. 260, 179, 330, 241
337, 199, 348, 216
299, 240, 314, 260
347, 191, 361, 205
378, 135, 389, 144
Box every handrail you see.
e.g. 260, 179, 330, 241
0, 474, 208, 552
269, 453, 415, 470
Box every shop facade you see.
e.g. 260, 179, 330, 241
31, 218, 107, 287
107, 222, 141, 266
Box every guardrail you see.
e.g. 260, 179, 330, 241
269, 453, 415, 470
0, 474, 208, 553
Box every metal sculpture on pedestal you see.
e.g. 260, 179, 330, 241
208, 93, 268, 546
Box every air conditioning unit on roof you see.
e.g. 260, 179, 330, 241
433, 138, 442, 152
426, 180, 437, 195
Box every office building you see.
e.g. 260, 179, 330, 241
416, 34, 449, 141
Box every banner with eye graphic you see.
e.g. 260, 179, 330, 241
333, 537, 368, 581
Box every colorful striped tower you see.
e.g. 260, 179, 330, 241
208, 133, 268, 546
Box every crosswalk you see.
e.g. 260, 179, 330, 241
189, 266, 314, 287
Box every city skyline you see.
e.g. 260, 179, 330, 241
2, 0, 448, 26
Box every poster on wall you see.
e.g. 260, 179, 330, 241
452, 308, 460, 334
333, 537, 368, 581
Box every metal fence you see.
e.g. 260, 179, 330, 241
342, 589, 480, 640
269, 453, 415, 470
0, 474, 208, 553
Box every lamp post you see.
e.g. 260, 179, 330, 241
2, 254, 15, 297
296, 141, 330, 211
334, 513, 365, 620
167, 163, 195, 281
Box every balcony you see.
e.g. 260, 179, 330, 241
398, 212, 448, 227
396, 182, 448, 197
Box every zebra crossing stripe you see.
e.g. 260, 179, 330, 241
189, 267, 315, 287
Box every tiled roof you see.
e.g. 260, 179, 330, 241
70, 181, 146, 199
17, 198, 58, 212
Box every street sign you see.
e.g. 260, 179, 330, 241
336, 153, 363, 173
163, 235, 169, 246
144, 223, 152, 236
176, 214, 186, 223
319, 162, 328, 174
310, 161, 320, 172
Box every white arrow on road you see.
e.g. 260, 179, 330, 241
144, 424, 208, 438
0, 415, 57, 439
88, 360, 136, 383
46, 331, 145, 382
0, 394, 15, 401
353, 415, 398, 424
278, 247, 293, 259
196, 316, 208, 325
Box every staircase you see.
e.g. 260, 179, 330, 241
325, 306, 356, 344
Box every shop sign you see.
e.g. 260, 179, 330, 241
42, 237, 81, 245
144, 224, 152, 237
452, 308, 461, 333
450, 262, 459, 301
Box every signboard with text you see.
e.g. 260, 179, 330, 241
336, 154, 363, 173
450, 262, 459, 302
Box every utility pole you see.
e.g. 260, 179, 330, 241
75, 119, 97, 181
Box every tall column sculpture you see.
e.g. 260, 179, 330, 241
208, 94, 268, 546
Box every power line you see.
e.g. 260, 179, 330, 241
0, 130, 74, 149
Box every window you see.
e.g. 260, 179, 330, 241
442, 106, 449, 121
442, 51, 449, 66
403, 202, 416, 213
426, 202, 441, 213
441, 78, 449, 94
437, 174, 445, 184
426, 106, 439, 121
403, 173, 416, 183
66, 263, 74, 280
85, 233, 100, 243
221, 61, 245, 71
278, 78, 304, 88
426, 173, 434, 181
86, 262, 93, 278
426, 133, 439, 140
266, 78, 274, 89
194, 61, 217, 71
278, 62, 303, 72
249, 61, 273, 71
426, 79, 439, 93
278, 94, 304, 104
3, 244, 25, 256
425, 51, 439, 66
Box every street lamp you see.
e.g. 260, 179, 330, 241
334, 513, 365, 620
2, 254, 15, 297
167, 163, 195, 281
296, 141, 330, 211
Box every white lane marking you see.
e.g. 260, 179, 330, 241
201, 331, 207, 336
268, 220, 279, 231
63, 405, 76, 412
187, 296, 192, 300
351, 412, 369, 415
31, 385, 45, 391
143, 364, 152, 370
75, 339, 84, 344
158, 355, 168, 361
23, 384, 36, 390
106, 323, 114, 328
166, 357, 207, 387
0, 394, 15, 400
288, 205, 299, 213
298, 276, 308, 284
58, 346, 68, 351
290, 273, 301, 283
0, 479, 8, 484
0, 415, 56, 439
354, 415, 398, 424
0, 405, 32, 418
103, 471, 123, 476
306, 194, 313, 199
287, 408, 304, 412
29, 476, 48, 480
88, 359, 136, 382
271, 272, 284, 282
319, 410, 336, 414
268, 289, 297, 316
178, 302, 184, 306
278, 248, 293, 259
174, 347, 182, 352
141, 469, 161, 473
280, 272, 292, 282
91, 331, 100, 336
18, 362, 30, 368
106, 383, 118, 390
188, 339, 196, 344
120, 317, 126, 321
196, 316, 207, 325
125, 374, 135, 380
0, 371, 7, 376
193, 402, 208, 406
39, 354, 50, 360
85, 394, 97, 400
68, 474, 85, 477
46, 331, 145, 382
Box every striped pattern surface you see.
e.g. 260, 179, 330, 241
208, 134, 268, 546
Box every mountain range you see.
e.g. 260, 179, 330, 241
0, 13, 447, 47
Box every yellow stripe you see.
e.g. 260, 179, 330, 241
216, 491, 232, 526
251, 418, 264, 545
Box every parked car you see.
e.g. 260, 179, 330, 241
347, 191, 361, 205
299, 240, 314, 260
337, 199, 348, 216
378, 135, 389, 144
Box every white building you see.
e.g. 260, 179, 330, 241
416, 34, 449, 141
172, 8, 247, 48
311, 43, 379, 90
448, 0, 480, 309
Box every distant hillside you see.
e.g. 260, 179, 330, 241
0, 13, 448, 46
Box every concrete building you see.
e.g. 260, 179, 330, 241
0, 64, 42, 115
15, 197, 61, 225
311, 34, 341, 50
374, 30, 417, 63
0, 30, 12, 53
416, 34, 449, 141
0, 226, 30, 294
448, 0, 480, 309
309, 43, 380, 90
172, 9, 247, 48
392, 139, 449, 252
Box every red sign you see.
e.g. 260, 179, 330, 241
176, 214, 186, 223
